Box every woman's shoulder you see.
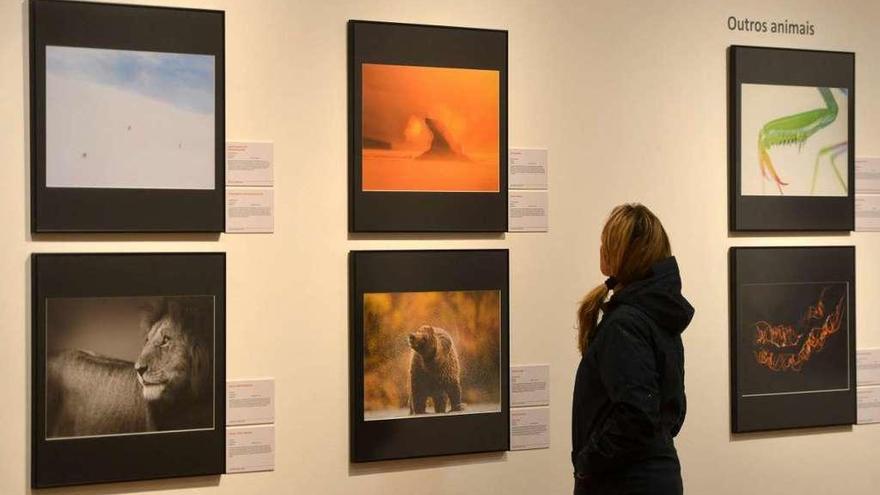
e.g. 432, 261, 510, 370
602, 302, 651, 326
598, 304, 655, 339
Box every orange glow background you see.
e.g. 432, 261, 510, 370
362, 290, 501, 418
361, 63, 500, 192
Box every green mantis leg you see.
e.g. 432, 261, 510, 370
758, 138, 787, 194
811, 141, 848, 194
757, 87, 839, 194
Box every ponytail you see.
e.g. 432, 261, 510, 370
576, 203, 670, 355
577, 283, 610, 355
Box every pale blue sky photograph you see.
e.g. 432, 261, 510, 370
45, 45, 215, 190
46, 45, 214, 115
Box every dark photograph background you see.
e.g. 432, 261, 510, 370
48, 296, 161, 360
45, 295, 215, 439
738, 282, 849, 397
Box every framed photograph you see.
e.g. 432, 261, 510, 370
30, 0, 225, 232
349, 250, 509, 461
32, 253, 226, 487
348, 20, 508, 232
729, 246, 855, 433
728, 46, 855, 231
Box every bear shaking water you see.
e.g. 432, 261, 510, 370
408, 325, 463, 414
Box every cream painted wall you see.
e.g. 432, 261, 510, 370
1, 0, 879, 493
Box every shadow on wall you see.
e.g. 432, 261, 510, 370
347, 232, 506, 242
727, 230, 848, 239
30, 233, 222, 242
729, 424, 852, 443
23, 475, 220, 495
348, 451, 508, 477
22, 0, 29, 243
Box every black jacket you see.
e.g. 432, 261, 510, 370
571, 257, 694, 486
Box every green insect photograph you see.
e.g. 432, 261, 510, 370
740, 84, 848, 197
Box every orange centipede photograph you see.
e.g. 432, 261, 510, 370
360, 63, 500, 192
739, 282, 849, 397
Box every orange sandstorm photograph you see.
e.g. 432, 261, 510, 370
361, 63, 500, 192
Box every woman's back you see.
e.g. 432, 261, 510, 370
571, 204, 693, 495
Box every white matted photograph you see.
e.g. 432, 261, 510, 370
740, 83, 849, 197
45, 46, 215, 190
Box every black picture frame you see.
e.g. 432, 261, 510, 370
348, 20, 508, 232
728, 46, 855, 232
29, 0, 226, 233
349, 249, 510, 461
729, 246, 855, 433
32, 252, 226, 487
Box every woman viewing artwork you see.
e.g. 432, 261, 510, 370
571, 204, 694, 495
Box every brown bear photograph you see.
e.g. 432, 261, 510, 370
363, 290, 501, 421
44, 295, 215, 439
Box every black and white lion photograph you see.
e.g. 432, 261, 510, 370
44, 295, 215, 439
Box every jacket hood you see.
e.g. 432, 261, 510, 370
607, 256, 694, 334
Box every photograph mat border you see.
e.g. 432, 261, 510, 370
727, 45, 856, 232
348, 20, 509, 232
738, 280, 851, 398
30, 0, 226, 233
31, 251, 227, 488
349, 249, 510, 461
44, 294, 217, 441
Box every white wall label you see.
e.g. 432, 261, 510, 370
856, 158, 880, 232
856, 195, 880, 232
226, 188, 274, 233
227, 378, 275, 426
510, 407, 550, 450
511, 364, 550, 407
509, 191, 548, 232
857, 349, 880, 386
226, 141, 273, 186
856, 157, 880, 194
857, 386, 880, 425
226, 424, 275, 473
509, 148, 548, 189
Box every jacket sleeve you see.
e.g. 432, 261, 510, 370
574, 315, 661, 477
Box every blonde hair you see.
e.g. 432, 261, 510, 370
577, 204, 671, 354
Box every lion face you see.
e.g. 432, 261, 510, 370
134, 309, 198, 403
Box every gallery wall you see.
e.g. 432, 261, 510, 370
2, 0, 879, 493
